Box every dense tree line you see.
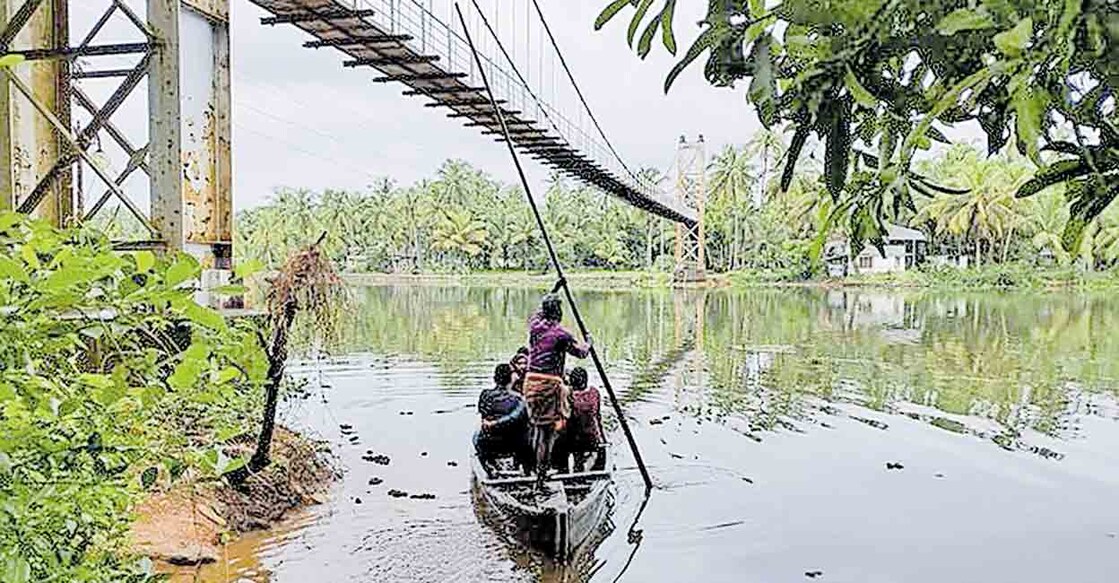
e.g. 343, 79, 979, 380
236, 160, 677, 274
236, 138, 1119, 277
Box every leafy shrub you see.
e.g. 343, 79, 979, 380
0, 213, 267, 581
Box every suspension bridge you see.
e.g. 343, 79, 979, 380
0, 0, 707, 289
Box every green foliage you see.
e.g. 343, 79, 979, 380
0, 213, 267, 581
597, 0, 1119, 250
235, 160, 677, 274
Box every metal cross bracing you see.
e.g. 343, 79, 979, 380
247, 0, 697, 225
673, 135, 706, 283
2, 0, 233, 270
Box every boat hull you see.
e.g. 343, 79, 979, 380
471, 451, 613, 559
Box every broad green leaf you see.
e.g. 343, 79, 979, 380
628, 0, 655, 47
994, 18, 1033, 57
0, 54, 25, 69
169, 358, 202, 390
183, 340, 212, 361
661, 1, 677, 55
163, 457, 186, 481
595, 0, 634, 30
1016, 159, 1089, 198
781, 125, 811, 192
748, 37, 777, 126
210, 284, 247, 296
165, 254, 199, 287
217, 366, 241, 384
824, 100, 853, 199
937, 8, 994, 35
43, 266, 96, 290
1013, 87, 1047, 165
844, 67, 877, 108
4, 556, 30, 583
0, 256, 29, 283
233, 258, 265, 279
220, 455, 247, 476
184, 302, 227, 331
0, 212, 20, 232
79, 373, 114, 390
135, 250, 155, 273
140, 466, 158, 490
20, 244, 39, 269
637, 13, 660, 58
666, 28, 716, 91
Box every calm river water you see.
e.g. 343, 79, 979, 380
192, 285, 1119, 582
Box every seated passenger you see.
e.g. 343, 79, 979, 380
510, 346, 529, 395
566, 367, 604, 472
474, 363, 534, 474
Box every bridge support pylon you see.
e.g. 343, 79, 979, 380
673, 135, 706, 284
2, 1, 234, 304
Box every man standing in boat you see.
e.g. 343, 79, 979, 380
525, 287, 591, 488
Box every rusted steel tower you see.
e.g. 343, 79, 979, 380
673, 134, 706, 283
1, 0, 233, 274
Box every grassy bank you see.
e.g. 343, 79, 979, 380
822, 264, 1119, 291
342, 264, 1119, 292
343, 269, 678, 291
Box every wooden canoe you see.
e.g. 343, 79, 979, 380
471, 448, 613, 560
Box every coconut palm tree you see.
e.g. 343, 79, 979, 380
432, 208, 487, 270
914, 147, 1029, 264
708, 145, 757, 270
743, 128, 786, 206
1025, 190, 1071, 266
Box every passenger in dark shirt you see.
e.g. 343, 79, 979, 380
510, 346, 529, 395
474, 364, 533, 473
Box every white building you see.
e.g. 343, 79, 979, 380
824, 224, 928, 276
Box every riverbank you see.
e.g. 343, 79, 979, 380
130, 426, 338, 573
340, 264, 1119, 292
343, 270, 683, 291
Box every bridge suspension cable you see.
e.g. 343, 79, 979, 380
247, 0, 696, 224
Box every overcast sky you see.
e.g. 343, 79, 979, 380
227, 0, 761, 210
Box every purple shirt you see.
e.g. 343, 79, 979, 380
528, 311, 588, 376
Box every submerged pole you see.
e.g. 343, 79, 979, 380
454, 1, 653, 492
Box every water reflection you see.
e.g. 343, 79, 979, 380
199, 285, 1119, 582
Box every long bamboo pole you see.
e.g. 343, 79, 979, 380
454, 2, 653, 492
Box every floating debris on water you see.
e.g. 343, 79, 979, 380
805, 570, 823, 578
886, 462, 904, 471
410, 493, 436, 500
353, 497, 362, 505
447, 461, 458, 467
361, 454, 391, 465
420, 451, 428, 457
368, 477, 383, 486
387, 489, 408, 498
